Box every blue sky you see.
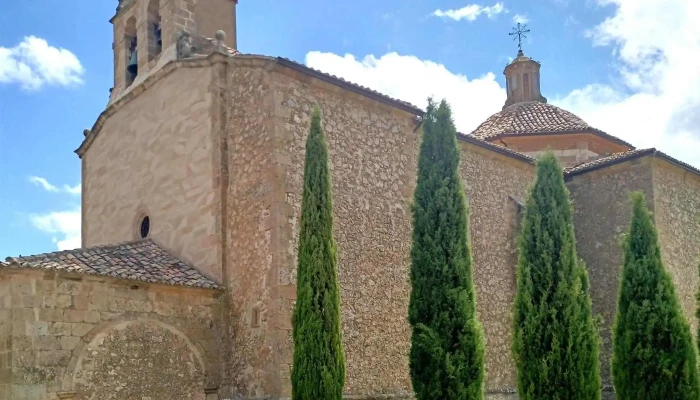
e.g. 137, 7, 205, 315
1, 0, 698, 257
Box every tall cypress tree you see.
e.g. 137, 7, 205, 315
408, 98, 485, 400
611, 191, 699, 399
512, 152, 600, 400
291, 106, 345, 400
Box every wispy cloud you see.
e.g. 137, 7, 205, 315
29, 208, 81, 251
29, 176, 80, 195
513, 14, 529, 24
433, 3, 507, 22
0, 36, 84, 91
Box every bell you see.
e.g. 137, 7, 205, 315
127, 50, 138, 75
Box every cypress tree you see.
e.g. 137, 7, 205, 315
291, 106, 345, 400
408, 98, 485, 400
611, 191, 700, 399
512, 152, 600, 400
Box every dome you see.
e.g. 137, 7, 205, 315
470, 101, 595, 140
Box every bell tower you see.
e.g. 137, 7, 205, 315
503, 23, 547, 109
110, 0, 238, 100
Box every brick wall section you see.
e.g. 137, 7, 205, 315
458, 143, 534, 391
82, 65, 222, 282
652, 159, 700, 335
0, 269, 221, 400
566, 157, 655, 386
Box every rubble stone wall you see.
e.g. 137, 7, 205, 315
566, 157, 655, 385
0, 268, 221, 400
652, 158, 700, 335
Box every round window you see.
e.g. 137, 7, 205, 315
139, 216, 150, 238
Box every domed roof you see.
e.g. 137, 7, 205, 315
470, 101, 595, 140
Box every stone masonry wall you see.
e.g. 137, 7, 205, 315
652, 159, 700, 334
270, 66, 419, 398
458, 144, 534, 392
83, 65, 223, 282
521, 148, 599, 167
224, 57, 279, 398
566, 157, 655, 386
0, 268, 221, 400
222, 58, 536, 398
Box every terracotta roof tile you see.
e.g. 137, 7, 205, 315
565, 148, 700, 176
2, 239, 221, 289
470, 101, 634, 149
565, 149, 653, 174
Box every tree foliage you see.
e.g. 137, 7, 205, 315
408, 98, 485, 400
512, 152, 601, 400
611, 191, 699, 400
291, 106, 346, 400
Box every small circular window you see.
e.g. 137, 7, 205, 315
139, 216, 150, 238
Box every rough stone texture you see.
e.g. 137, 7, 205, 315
224, 57, 278, 398
458, 144, 534, 391
221, 57, 535, 397
521, 148, 599, 167
271, 64, 419, 398
82, 65, 222, 283
652, 158, 700, 335
566, 156, 655, 385
0, 268, 220, 400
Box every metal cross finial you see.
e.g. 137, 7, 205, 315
509, 23, 530, 51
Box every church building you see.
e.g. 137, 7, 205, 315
2, 1, 700, 399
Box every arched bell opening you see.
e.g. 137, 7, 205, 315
124, 16, 138, 87
147, 0, 162, 62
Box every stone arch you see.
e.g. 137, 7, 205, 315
62, 319, 208, 398
146, 0, 162, 61
124, 16, 138, 86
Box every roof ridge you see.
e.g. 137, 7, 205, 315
6, 238, 153, 262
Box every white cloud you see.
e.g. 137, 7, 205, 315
513, 14, 529, 24
433, 3, 507, 22
306, 0, 700, 169
0, 36, 84, 91
28, 176, 59, 192
29, 208, 81, 251
28, 176, 81, 195
305, 51, 505, 136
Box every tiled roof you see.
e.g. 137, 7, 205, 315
565, 148, 700, 177
470, 102, 634, 149
2, 239, 221, 289
565, 149, 654, 174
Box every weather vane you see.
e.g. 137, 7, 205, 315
509, 23, 530, 52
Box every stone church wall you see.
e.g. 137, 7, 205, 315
224, 57, 280, 397
0, 268, 221, 400
652, 159, 700, 334
223, 56, 538, 398
82, 65, 223, 282
566, 157, 655, 386
271, 65, 420, 399
458, 143, 534, 393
